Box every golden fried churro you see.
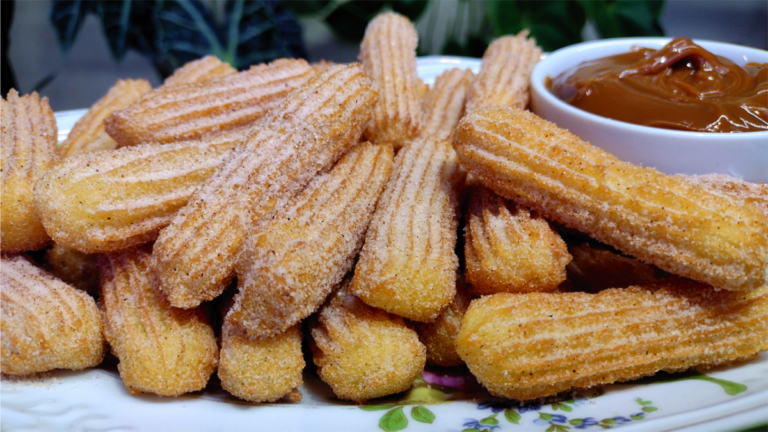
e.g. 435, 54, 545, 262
161, 55, 236, 88
1, 255, 105, 375
464, 186, 571, 295
465, 31, 541, 112
219, 323, 304, 402
310, 282, 426, 402
153, 64, 376, 309
58, 79, 152, 158
45, 243, 100, 295
350, 69, 470, 322
414, 280, 471, 366
105, 58, 313, 147
452, 108, 768, 291
359, 12, 422, 147
567, 243, 665, 293
681, 174, 768, 218
1, 90, 58, 253
421, 68, 474, 141
227, 142, 393, 338
99, 247, 218, 396
34, 130, 244, 253
457, 278, 768, 401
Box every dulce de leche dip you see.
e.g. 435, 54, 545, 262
547, 38, 768, 132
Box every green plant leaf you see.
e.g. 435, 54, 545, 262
578, 0, 664, 39
379, 407, 408, 432
390, 0, 429, 21
94, 1, 161, 63
360, 404, 395, 411
283, 0, 332, 17
154, 0, 224, 69
485, 0, 586, 52
410, 405, 435, 424
50, 0, 98, 53
504, 409, 521, 424
323, 0, 383, 41
223, 0, 307, 68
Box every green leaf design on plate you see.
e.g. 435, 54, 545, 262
379, 407, 408, 432
551, 402, 573, 412
690, 375, 748, 396
601, 418, 617, 425
635, 398, 653, 406
480, 413, 499, 426
569, 419, 584, 426
360, 404, 395, 411
462, 429, 481, 432
505, 409, 521, 424
642, 406, 658, 413
411, 405, 435, 424
540, 412, 554, 421
631, 415, 645, 421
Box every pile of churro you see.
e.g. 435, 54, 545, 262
2, 12, 767, 404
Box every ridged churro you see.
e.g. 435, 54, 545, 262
452, 108, 768, 291
1, 90, 57, 253
351, 69, 470, 322
359, 12, 422, 147
219, 323, 304, 403
465, 31, 541, 112
153, 64, 376, 309
415, 280, 471, 366
310, 282, 426, 402
227, 142, 393, 338
1, 255, 105, 375
105, 58, 313, 147
58, 79, 152, 158
99, 247, 218, 396
45, 243, 100, 295
681, 174, 768, 218
457, 278, 768, 401
421, 68, 475, 140
464, 186, 571, 295
34, 130, 244, 253
161, 55, 237, 88
567, 243, 665, 293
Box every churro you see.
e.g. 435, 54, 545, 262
219, 323, 304, 403
1, 90, 57, 253
58, 79, 152, 158
414, 279, 471, 367
464, 186, 571, 295
160, 55, 237, 88
99, 247, 218, 396
45, 243, 100, 295
310, 282, 426, 402
567, 243, 665, 293
452, 108, 768, 291
350, 68, 470, 322
153, 64, 376, 309
457, 278, 768, 401
465, 31, 541, 112
421, 68, 475, 140
227, 142, 393, 338
1, 255, 105, 375
34, 130, 244, 253
359, 12, 423, 148
105, 58, 313, 147
681, 173, 768, 218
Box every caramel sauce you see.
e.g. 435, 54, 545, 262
548, 38, 768, 132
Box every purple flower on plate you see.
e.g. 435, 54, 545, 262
534, 413, 568, 425
463, 418, 501, 430
569, 417, 599, 429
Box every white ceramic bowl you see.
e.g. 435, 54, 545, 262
530, 38, 768, 182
